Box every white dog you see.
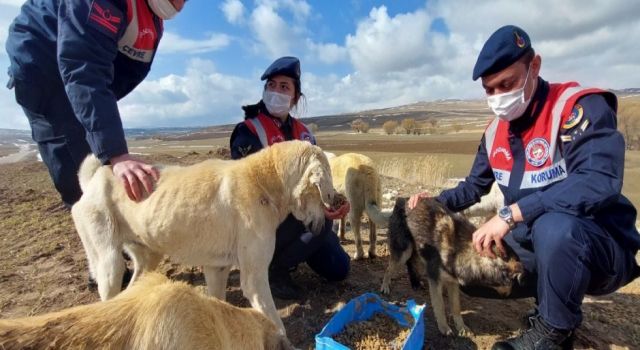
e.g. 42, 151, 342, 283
71, 140, 338, 338
0, 273, 293, 350
329, 153, 388, 259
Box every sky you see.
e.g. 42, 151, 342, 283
0, 0, 639, 130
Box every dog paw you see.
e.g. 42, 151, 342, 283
380, 283, 390, 294
353, 251, 365, 260
437, 325, 454, 337
367, 250, 377, 259
456, 326, 473, 337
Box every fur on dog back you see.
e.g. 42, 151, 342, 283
0, 273, 291, 350
391, 197, 523, 288
329, 153, 387, 226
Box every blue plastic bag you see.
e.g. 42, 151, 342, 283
315, 293, 426, 350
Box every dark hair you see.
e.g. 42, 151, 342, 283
520, 48, 535, 66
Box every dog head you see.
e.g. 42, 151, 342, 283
272, 140, 338, 235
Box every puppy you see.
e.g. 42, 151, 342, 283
380, 197, 524, 336
329, 153, 388, 259
0, 273, 293, 350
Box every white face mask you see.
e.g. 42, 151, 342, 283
148, 0, 178, 20
487, 66, 533, 122
263, 90, 292, 117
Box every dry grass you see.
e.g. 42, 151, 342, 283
375, 154, 452, 187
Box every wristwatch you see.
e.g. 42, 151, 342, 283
498, 206, 516, 229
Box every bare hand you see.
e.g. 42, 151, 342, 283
408, 192, 430, 209
110, 154, 160, 202
324, 200, 350, 220
471, 215, 509, 259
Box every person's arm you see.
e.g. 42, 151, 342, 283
435, 136, 496, 211
230, 122, 264, 159
57, 0, 128, 163
515, 94, 623, 224
57, 1, 158, 201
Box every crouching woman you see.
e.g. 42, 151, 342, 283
230, 56, 351, 300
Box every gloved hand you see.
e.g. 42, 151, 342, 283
324, 200, 350, 220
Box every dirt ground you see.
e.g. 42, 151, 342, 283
1, 153, 639, 350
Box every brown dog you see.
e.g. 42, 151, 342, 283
380, 197, 524, 336
0, 273, 293, 350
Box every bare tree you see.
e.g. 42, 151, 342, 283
351, 118, 364, 133
401, 118, 416, 134
360, 121, 370, 133
307, 123, 319, 134
618, 100, 640, 150
382, 120, 398, 135
427, 117, 438, 128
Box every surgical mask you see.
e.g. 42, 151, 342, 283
148, 0, 178, 20
487, 66, 532, 122
262, 90, 292, 117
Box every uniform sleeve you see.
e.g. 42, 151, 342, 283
229, 122, 264, 160
56, 0, 128, 164
516, 94, 624, 224
436, 136, 495, 212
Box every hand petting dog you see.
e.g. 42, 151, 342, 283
324, 199, 350, 220
472, 204, 523, 259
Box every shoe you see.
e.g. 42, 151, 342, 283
521, 306, 539, 327
269, 267, 302, 300
492, 315, 574, 350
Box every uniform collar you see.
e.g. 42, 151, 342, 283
509, 77, 549, 133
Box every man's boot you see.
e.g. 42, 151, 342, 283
492, 315, 574, 350
268, 266, 302, 300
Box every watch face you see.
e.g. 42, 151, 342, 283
499, 206, 510, 218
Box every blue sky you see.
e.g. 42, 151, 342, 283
1, 0, 639, 129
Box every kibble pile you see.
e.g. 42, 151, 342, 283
333, 312, 411, 350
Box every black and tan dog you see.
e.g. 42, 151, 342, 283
380, 197, 524, 336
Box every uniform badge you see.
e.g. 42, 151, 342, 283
238, 145, 252, 157
525, 138, 550, 167
514, 31, 526, 48
560, 135, 572, 142
87, 0, 122, 37
562, 104, 583, 129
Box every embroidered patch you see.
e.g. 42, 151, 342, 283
492, 146, 512, 161
269, 135, 285, 144
87, 0, 123, 37
525, 138, 550, 167
560, 135, 573, 142
562, 104, 583, 129
238, 145, 252, 157
580, 119, 589, 131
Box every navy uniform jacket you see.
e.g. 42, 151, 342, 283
5, 0, 162, 163
437, 78, 640, 250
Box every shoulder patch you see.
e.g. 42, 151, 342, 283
562, 104, 583, 130
87, 0, 123, 38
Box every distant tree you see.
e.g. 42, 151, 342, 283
382, 120, 398, 135
359, 121, 370, 133
618, 100, 640, 149
452, 123, 463, 133
427, 117, 438, 128
351, 118, 364, 133
307, 123, 319, 134
401, 118, 416, 134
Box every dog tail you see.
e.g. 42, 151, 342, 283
78, 154, 103, 192
364, 166, 390, 227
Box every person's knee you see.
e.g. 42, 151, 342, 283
531, 213, 583, 248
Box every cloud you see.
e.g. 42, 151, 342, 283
158, 32, 231, 54
0, 0, 23, 6
249, 4, 296, 57
118, 58, 259, 127
305, 40, 348, 64
220, 0, 245, 25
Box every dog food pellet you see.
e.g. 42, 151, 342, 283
331, 193, 348, 210
333, 312, 410, 350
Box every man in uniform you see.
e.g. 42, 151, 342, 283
410, 25, 640, 349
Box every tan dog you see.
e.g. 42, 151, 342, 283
0, 273, 293, 350
71, 140, 338, 338
329, 153, 388, 259
380, 197, 524, 336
